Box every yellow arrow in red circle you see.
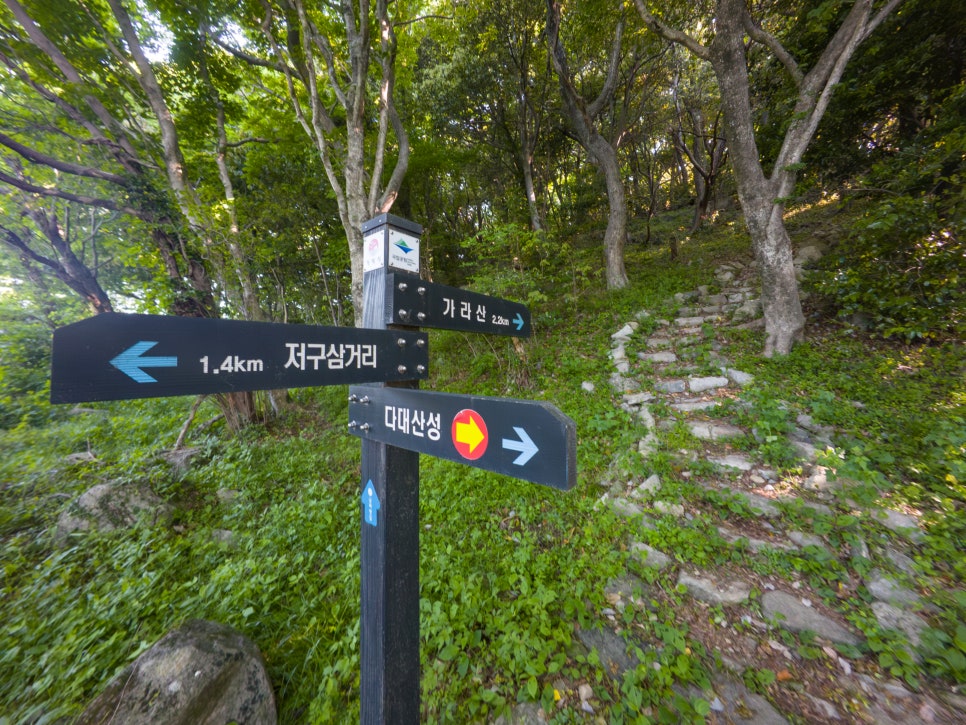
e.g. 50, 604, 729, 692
456, 417, 485, 452
451, 409, 488, 460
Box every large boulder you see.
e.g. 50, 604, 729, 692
54, 480, 174, 545
76, 619, 276, 725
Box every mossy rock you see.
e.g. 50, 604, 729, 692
53, 480, 174, 546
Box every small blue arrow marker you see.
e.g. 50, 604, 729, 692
110, 341, 178, 383
513, 313, 525, 331
502, 426, 538, 466
394, 240, 414, 254
362, 479, 381, 526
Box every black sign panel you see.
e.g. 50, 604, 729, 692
50, 314, 429, 403
385, 274, 531, 337
347, 386, 576, 490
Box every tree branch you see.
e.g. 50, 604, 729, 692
1, 225, 60, 270
742, 11, 803, 86
587, 17, 624, 119
0, 132, 128, 185
631, 0, 709, 60
864, 0, 905, 42
393, 14, 453, 29
0, 170, 151, 219
210, 35, 293, 73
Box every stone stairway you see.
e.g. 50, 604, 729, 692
562, 264, 960, 724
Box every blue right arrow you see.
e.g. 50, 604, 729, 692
362, 480, 381, 526
110, 341, 178, 383
513, 313, 525, 331
502, 426, 539, 465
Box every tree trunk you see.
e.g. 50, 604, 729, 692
741, 196, 805, 356
710, 0, 803, 355
520, 145, 543, 233
593, 137, 630, 288
545, 0, 629, 289
633, 0, 902, 355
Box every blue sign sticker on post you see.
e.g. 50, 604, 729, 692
362, 480, 381, 527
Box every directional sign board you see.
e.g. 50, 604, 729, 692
348, 386, 576, 490
384, 274, 531, 337
50, 313, 429, 403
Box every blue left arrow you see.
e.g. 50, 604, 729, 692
110, 341, 178, 383
362, 479, 381, 526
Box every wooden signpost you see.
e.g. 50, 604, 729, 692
49, 212, 577, 724
353, 214, 575, 724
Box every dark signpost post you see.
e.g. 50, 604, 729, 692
49, 212, 576, 724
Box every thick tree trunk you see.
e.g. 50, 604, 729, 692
710, 0, 803, 355
690, 170, 708, 233
741, 198, 805, 356
347, 217, 366, 327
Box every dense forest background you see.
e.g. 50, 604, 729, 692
1, 0, 964, 722
1, 0, 962, 364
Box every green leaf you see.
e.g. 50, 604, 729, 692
693, 698, 711, 716
438, 644, 460, 661
527, 675, 538, 699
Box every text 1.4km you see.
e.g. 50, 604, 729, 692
200, 355, 265, 374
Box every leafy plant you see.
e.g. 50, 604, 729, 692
734, 388, 798, 468
810, 85, 966, 341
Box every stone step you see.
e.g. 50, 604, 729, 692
688, 421, 744, 440
671, 399, 718, 413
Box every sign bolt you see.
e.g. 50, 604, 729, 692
398, 309, 410, 321
417, 286, 426, 296
397, 338, 407, 347
416, 339, 426, 348
417, 312, 426, 322
397, 365, 408, 374
360, 423, 371, 431
348, 420, 359, 429
398, 282, 408, 292
416, 365, 426, 374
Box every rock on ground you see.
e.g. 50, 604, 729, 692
75, 619, 276, 725
680, 673, 789, 724
630, 542, 671, 570
493, 702, 547, 724
677, 571, 751, 605
576, 628, 643, 680
54, 480, 174, 545
761, 591, 862, 646
872, 601, 928, 650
